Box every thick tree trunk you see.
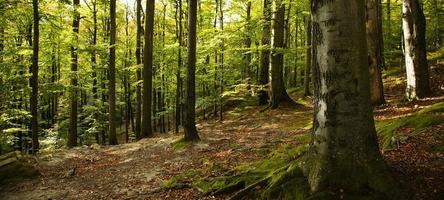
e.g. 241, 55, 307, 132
306, 0, 400, 197
367, 0, 386, 105
108, 0, 117, 145
402, 0, 431, 100
258, 0, 271, 105
30, 0, 40, 153
270, 0, 294, 109
135, 0, 142, 139
142, 0, 154, 137
183, 0, 200, 141
303, 18, 312, 96
68, 0, 80, 148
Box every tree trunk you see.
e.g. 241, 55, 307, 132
30, 0, 40, 153
258, 0, 271, 105
270, 0, 294, 109
142, 0, 154, 137
366, 0, 386, 105
108, 0, 117, 145
91, 0, 99, 143
183, 0, 200, 141
219, 0, 224, 121
68, 0, 80, 148
402, 0, 431, 100
387, 0, 391, 41
175, 0, 183, 134
243, 1, 252, 82
135, 0, 142, 140
292, 8, 298, 87
306, 0, 400, 197
303, 18, 312, 96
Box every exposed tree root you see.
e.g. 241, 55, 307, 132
229, 177, 270, 200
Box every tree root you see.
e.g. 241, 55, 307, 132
229, 177, 270, 200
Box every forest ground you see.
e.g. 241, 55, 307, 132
1, 62, 444, 200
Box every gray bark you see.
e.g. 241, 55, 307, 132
306, 0, 400, 196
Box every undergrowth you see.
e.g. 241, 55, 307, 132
376, 102, 444, 150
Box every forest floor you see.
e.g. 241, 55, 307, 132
1, 63, 444, 200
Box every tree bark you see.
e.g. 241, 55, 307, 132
30, 0, 40, 153
402, 0, 431, 100
135, 0, 142, 139
258, 0, 271, 105
68, 0, 80, 148
142, 0, 154, 137
183, 0, 200, 141
91, 0, 99, 143
175, 0, 183, 134
108, 0, 118, 145
270, 0, 294, 109
243, 1, 252, 82
303, 18, 312, 96
366, 0, 385, 105
219, 0, 224, 121
306, 0, 400, 196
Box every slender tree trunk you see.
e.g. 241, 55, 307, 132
108, 0, 117, 145
387, 0, 391, 41
292, 8, 298, 87
303, 18, 312, 96
367, 0, 386, 105
183, 0, 200, 141
219, 0, 224, 121
306, 0, 400, 197
91, 0, 99, 143
402, 0, 431, 100
135, 0, 142, 139
243, 1, 252, 82
175, 0, 183, 134
142, 0, 154, 137
30, 0, 40, 153
271, 0, 294, 109
258, 0, 271, 105
68, 0, 80, 148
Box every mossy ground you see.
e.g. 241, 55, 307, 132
376, 102, 444, 150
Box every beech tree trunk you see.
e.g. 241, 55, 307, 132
183, 0, 200, 141
367, 0, 385, 105
175, 0, 183, 134
68, 0, 80, 148
135, 0, 142, 139
402, 0, 431, 100
243, 1, 252, 82
91, 0, 99, 143
108, 0, 117, 145
306, 0, 399, 197
303, 18, 312, 96
270, 0, 294, 109
30, 0, 40, 153
142, 0, 154, 137
258, 0, 271, 105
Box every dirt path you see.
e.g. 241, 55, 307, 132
0, 105, 313, 200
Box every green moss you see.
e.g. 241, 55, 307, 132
162, 170, 200, 188
428, 47, 444, 61
376, 102, 444, 150
171, 137, 193, 151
